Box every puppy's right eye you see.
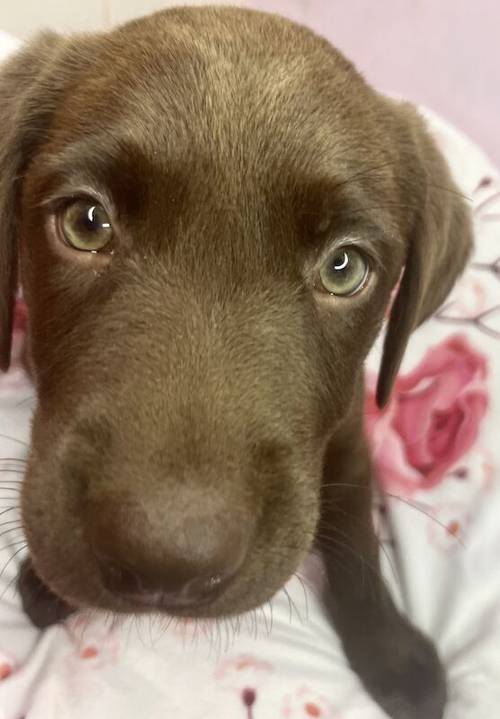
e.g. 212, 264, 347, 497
58, 200, 114, 252
317, 247, 369, 296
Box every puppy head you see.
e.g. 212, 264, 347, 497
0, 7, 471, 617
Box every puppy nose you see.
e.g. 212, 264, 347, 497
97, 558, 233, 607
86, 501, 248, 609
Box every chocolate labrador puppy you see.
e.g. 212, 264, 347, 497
0, 6, 471, 719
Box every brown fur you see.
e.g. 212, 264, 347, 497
0, 7, 471, 719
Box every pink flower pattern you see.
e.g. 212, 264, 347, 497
282, 686, 341, 718
365, 335, 489, 496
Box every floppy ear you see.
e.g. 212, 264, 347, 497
376, 103, 473, 407
0, 32, 70, 371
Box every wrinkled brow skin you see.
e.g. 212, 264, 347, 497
0, 7, 472, 719
34, 140, 403, 272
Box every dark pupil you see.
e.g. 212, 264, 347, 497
333, 251, 349, 273
78, 205, 109, 234
331, 251, 354, 283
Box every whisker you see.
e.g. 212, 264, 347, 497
0, 543, 28, 581
234, 612, 242, 639
375, 533, 398, 581
314, 531, 378, 600
321, 481, 370, 490
311, 539, 351, 580
226, 616, 234, 653
320, 498, 399, 583
259, 603, 270, 638
427, 182, 472, 203
16, 395, 37, 408
222, 616, 230, 655
295, 569, 320, 605
1, 567, 23, 601
475, 189, 500, 213
0, 539, 27, 553
0, 525, 23, 540
282, 585, 294, 625
315, 529, 378, 575
321, 481, 462, 543
145, 614, 153, 649
267, 598, 275, 635
294, 572, 310, 621
0, 519, 20, 528
285, 585, 304, 625
0, 434, 28, 447
214, 614, 222, 654
384, 492, 466, 548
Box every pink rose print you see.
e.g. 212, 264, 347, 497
215, 654, 273, 683
428, 502, 471, 552
475, 176, 494, 190
215, 654, 273, 718
365, 335, 488, 496
473, 177, 500, 221
0, 662, 13, 680
0, 650, 17, 681
282, 686, 340, 718
481, 451, 496, 492
64, 614, 121, 668
241, 688, 257, 719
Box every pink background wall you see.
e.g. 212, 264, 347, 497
247, 0, 500, 167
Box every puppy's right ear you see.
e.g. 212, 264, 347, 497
375, 102, 473, 407
0, 33, 67, 370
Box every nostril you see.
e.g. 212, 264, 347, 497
87, 498, 250, 609
98, 558, 143, 595
97, 558, 239, 608
204, 574, 224, 593
185, 572, 226, 602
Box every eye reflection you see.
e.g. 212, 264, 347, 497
318, 247, 369, 296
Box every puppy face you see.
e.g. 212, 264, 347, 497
0, 7, 471, 617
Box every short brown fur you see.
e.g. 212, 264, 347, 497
0, 7, 471, 719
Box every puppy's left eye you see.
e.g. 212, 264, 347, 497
58, 200, 114, 252
318, 247, 369, 296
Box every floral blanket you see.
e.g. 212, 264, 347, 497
1, 34, 500, 719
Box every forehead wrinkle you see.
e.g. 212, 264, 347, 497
296, 170, 407, 280
32, 131, 179, 225
39, 132, 131, 184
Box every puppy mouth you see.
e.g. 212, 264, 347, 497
96, 582, 252, 620
25, 531, 304, 622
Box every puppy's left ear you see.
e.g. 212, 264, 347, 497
0, 33, 67, 370
0, 32, 98, 370
376, 102, 473, 407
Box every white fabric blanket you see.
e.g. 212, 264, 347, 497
1, 32, 500, 719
